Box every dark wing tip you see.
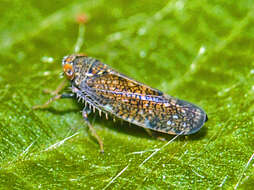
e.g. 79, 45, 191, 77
175, 99, 207, 135
185, 107, 207, 135
205, 114, 208, 122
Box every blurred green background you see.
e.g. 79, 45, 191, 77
0, 0, 254, 189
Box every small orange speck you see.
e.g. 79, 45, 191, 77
76, 13, 89, 24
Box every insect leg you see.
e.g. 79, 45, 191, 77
33, 93, 75, 109
82, 107, 104, 153
144, 128, 166, 141
144, 128, 153, 136
43, 80, 67, 95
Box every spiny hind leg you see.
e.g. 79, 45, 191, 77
33, 93, 75, 109
82, 107, 104, 153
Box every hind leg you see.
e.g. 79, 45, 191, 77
144, 128, 166, 141
82, 107, 104, 153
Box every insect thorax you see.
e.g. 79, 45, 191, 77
72, 57, 99, 87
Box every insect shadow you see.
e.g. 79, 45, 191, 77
43, 106, 154, 140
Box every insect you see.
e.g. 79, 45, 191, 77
34, 54, 208, 152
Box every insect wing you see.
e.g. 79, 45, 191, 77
86, 66, 207, 135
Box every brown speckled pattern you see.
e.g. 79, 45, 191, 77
62, 55, 207, 135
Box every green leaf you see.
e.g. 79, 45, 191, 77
1, 0, 254, 189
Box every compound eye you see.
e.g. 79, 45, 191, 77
63, 64, 74, 80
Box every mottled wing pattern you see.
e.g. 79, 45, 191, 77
85, 61, 207, 135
